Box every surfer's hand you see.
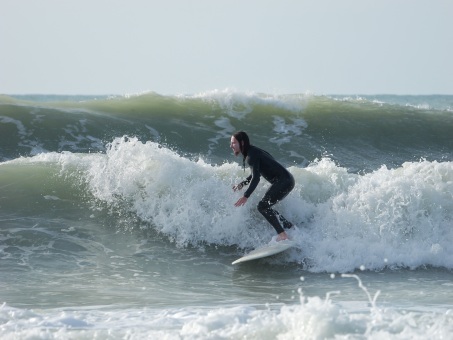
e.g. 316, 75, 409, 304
234, 196, 248, 207
232, 183, 243, 191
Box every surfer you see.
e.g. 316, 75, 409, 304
230, 131, 295, 241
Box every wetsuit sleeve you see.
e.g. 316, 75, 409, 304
244, 161, 260, 198
240, 175, 252, 187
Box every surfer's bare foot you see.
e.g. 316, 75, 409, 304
276, 232, 289, 241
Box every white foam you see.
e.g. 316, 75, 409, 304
83, 140, 452, 272
207, 116, 236, 148
81, 137, 259, 249
43, 195, 60, 201
270, 116, 308, 146
0, 116, 28, 137
291, 158, 453, 272
0, 115, 49, 155
1, 284, 451, 339
186, 88, 309, 119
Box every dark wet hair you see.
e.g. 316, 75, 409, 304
233, 131, 250, 170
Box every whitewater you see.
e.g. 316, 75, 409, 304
1, 91, 452, 339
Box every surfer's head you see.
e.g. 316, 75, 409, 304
231, 131, 250, 157
231, 131, 250, 171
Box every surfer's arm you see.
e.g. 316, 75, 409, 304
244, 164, 260, 198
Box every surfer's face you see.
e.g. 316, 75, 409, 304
230, 136, 241, 156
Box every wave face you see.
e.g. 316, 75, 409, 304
1, 136, 452, 273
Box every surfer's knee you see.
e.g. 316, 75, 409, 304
257, 200, 270, 214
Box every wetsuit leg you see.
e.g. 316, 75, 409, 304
257, 175, 295, 234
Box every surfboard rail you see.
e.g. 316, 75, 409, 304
232, 240, 295, 265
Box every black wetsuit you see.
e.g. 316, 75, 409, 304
240, 145, 295, 234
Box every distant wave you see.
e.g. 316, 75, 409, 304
1, 92, 452, 172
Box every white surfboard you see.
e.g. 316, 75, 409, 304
232, 240, 295, 265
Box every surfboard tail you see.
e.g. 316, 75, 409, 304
232, 240, 295, 265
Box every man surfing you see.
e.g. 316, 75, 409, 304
230, 131, 295, 241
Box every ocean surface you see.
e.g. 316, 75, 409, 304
1, 91, 452, 339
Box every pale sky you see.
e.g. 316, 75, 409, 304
1, 0, 452, 95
